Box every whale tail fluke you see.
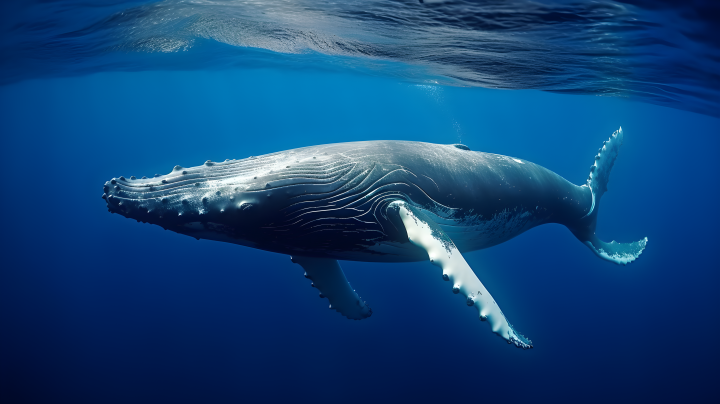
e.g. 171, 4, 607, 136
582, 235, 648, 265
571, 127, 648, 265
588, 127, 624, 200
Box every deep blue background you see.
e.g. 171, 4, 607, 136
1, 69, 719, 403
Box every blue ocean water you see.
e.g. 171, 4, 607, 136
1, 1, 719, 404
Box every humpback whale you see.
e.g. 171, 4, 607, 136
102, 128, 647, 349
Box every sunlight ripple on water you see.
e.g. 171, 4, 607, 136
1, 0, 718, 117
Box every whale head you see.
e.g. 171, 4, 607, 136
102, 158, 279, 244
102, 146, 363, 253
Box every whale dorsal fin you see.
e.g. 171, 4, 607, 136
291, 256, 372, 320
451, 144, 471, 151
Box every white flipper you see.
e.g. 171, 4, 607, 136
291, 256, 372, 320
390, 201, 532, 349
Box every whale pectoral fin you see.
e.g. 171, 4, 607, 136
291, 256, 372, 320
389, 201, 532, 349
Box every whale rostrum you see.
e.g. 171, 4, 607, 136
103, 128, 647, 348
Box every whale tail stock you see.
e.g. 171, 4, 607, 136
569, 127, 648, 265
